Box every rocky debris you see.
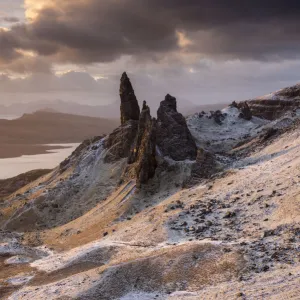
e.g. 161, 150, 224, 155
238, 102, 252, 120
127, 101, 157, 186
119, 72, 140, 125
156, 94, 197, 161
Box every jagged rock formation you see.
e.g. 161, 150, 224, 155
106, 77, 157, 186
156, 94, 197, 161
127, 101, 157, 186
119, 72, 140, 125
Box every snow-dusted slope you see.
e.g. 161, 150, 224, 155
187, 107, 269, 152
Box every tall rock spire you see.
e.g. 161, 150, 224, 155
119, 72, 140, 125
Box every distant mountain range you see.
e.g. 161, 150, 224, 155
0, 99, 227, 119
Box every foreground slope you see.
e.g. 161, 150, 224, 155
0, 77, 299, 299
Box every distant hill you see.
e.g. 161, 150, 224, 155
0, 110, 119, 158
0, 99, 228, 119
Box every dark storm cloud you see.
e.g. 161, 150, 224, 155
2, 0, 300, 71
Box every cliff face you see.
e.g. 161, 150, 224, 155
238, 83, 300, 120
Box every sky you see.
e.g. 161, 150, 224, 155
1, 0, 300, 107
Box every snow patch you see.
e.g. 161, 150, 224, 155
5, 255, 33, 265
6, 275, 34, 286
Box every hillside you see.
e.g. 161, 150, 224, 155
0, 170, 52, 201
239, 82, 300, 120
0, 75, 299, 299
0, 111, 119, 158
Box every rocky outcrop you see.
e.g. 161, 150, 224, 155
238, 102, 252, 120
127, 101, 157, 186
120, 72, 140, 125
210, 110, 226, 125
156, 94, 197, 161
105, 75, 157, 186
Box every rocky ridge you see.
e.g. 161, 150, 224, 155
238, 83, 300, 120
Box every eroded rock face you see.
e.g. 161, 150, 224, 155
156, 94, 197, 161
120, 72, 140, 125
240, 99, 299, 120
128, 101, 157, 186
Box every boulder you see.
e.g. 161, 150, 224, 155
156, 94, 197, 161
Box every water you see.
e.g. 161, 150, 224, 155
0, 114, 20, 120
0, 143, 79, 179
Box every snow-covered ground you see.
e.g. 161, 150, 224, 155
187, 107, 269, 152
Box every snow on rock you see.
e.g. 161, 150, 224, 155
6, 275, 34, 286
31, 240, 116, 273
5, 255, 33, 265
